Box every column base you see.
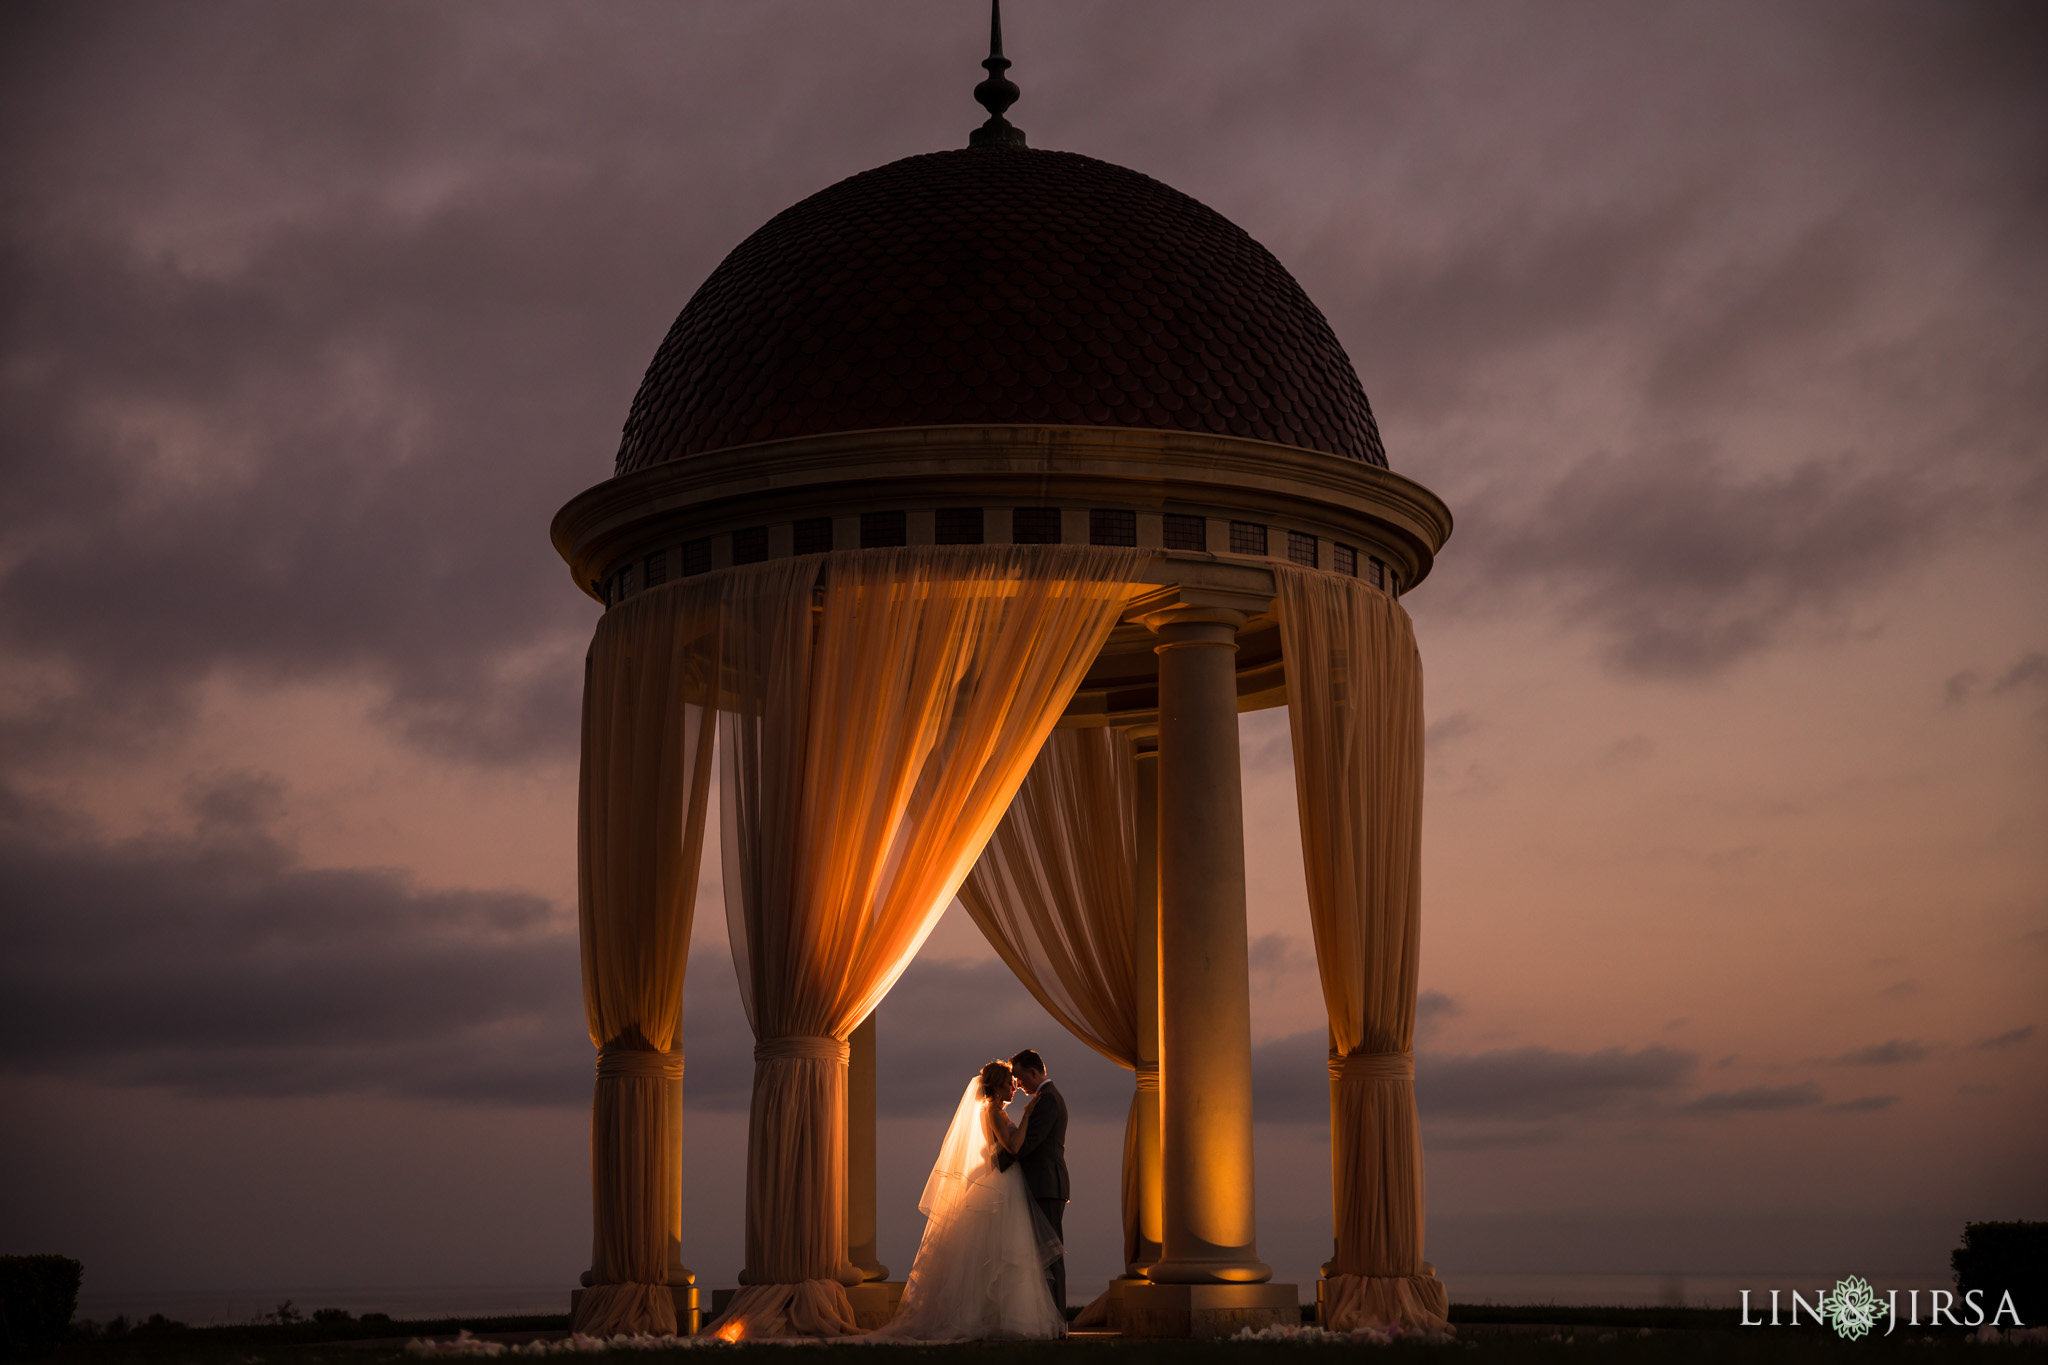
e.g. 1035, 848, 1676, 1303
568, 1285, 699, 1336
1125, 1240, 1162, 1280
1145, 1256, 1273, 1284
1315, 1262, 1440, 1325
1119, 1282, 1299, 1338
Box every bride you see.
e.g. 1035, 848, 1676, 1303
864, 1059, 1066, 1341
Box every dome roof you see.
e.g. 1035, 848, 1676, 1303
613, 146, 1388, 474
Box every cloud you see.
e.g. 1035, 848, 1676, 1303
1680, 1083, 1823, 1115
0, 780, 589, 1106
1601, 735, 1655, 767
1645, 220, 1868, 408
1322, 196, 1697, 420
1416, 990, 1463, 1033
1248, 1030, 1333, 1123
1454, 450, 1956, 677
1826, 1039, 1929, 1067
1825, 1095, 1900, 1114
0, 196, 603, 768
1946, 654, 2048, 712
19, 782, 1693, 1135
0, 780, 1133, 1119
1973, 1025, 2037, 1052
1247, 933, 1315, 977
1413, 1002, 1462, 1047
1421, 1044, 1700, 1123
1425, 711, 1478, 750
1428, 1125, 1565, 1152
1247, 1033, 1699, 1126
1257, 1033, 1861, 1133
1992, 653, 2048, 695
0, 0, 2039, 788
0, 5, 904, 773
1325, 6, 2048, 673
0, 0, 2037, 783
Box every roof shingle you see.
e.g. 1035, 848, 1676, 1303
615, 146, 1388, 474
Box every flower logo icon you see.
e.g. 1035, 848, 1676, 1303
1821, 1275, 1884, 1340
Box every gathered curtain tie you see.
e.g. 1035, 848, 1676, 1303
595, 1045, 685, 1080
1132, 1062, 1161, 1093
754, 1035, 850, 1065
1329, 1049, 1414, 1083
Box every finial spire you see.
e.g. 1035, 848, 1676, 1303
969, 0, 1027, 148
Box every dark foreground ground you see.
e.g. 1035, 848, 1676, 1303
44, 1308, 2047, 1365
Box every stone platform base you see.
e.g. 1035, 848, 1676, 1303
1119, 1282, 1300, 1338
844, 1281, 905, 1330
568, 1285, 700, 1336
1070, 1277, 1133, 1332
705, 1283, 903, 1332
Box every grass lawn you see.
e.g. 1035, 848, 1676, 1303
40, 1308, 2044, 1365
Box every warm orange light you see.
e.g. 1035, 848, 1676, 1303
715, 1320, 746, 1343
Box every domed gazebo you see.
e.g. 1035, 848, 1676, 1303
551, 10, 1451, 1342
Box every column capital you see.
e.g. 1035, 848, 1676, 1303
1124, 583, 1271, 638
1134, 603, 1249, 639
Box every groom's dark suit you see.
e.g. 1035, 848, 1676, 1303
997, 1080, 1069, 1311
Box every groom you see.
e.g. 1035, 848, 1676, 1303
997, 1048, 1068, 1313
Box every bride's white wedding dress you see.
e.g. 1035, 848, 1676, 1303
864, 1078, 1065, 1342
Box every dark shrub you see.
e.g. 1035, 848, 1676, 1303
0, 1255, 83, 1362
1953, 1221, 2047, 1327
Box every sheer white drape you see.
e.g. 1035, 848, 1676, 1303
709, 546, 1141, 1339
573, 583, 722, 1337
955, 726, 1145, 1266
1275, 564, 1448, 1332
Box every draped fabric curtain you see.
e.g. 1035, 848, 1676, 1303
1274, 564, 1448, 1332
573, 583, 724, 1337
711, 545, 1142, 1339
955, 726, 1142, 1266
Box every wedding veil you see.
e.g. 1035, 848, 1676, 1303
918, 1077, 993, 1216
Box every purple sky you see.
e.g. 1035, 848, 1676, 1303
2, 0, 2043, 1314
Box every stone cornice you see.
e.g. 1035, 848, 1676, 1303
550, 424, 1452, 602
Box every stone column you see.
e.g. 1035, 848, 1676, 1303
1141, 604, 1271, 1285
844, 1012, 889, 1282
1129, 728, 1164, 1277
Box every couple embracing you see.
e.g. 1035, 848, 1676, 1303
867, 1049, 1069, 1342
